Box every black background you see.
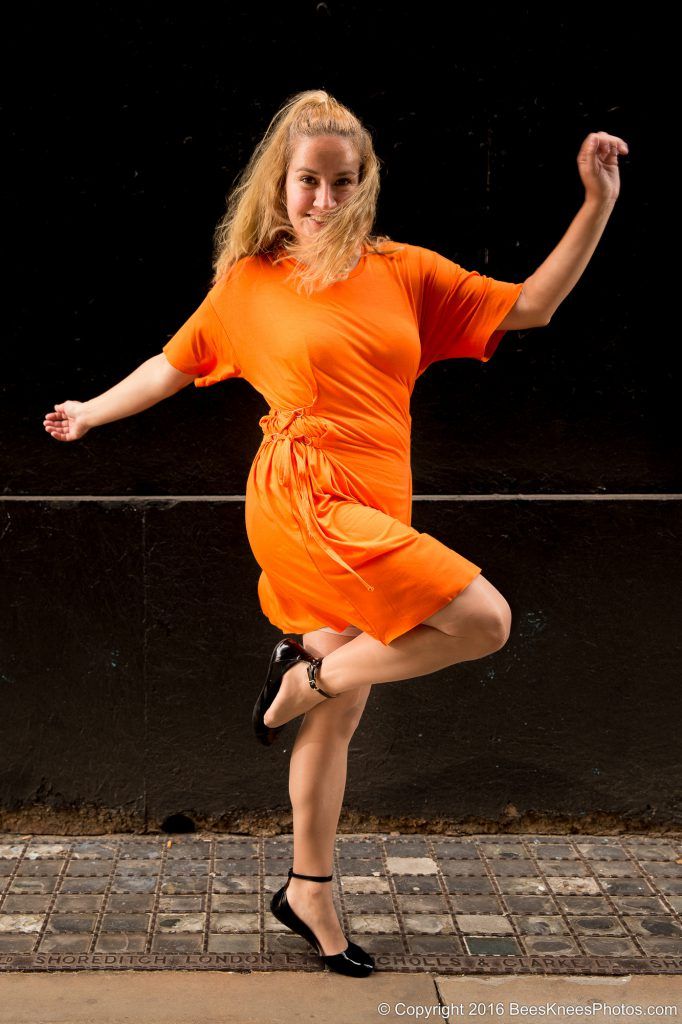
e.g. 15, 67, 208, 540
3, 4, 670, 495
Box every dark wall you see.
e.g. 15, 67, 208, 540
3, 6, 677, 833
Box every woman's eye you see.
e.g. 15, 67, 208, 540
300, 177, 352, 185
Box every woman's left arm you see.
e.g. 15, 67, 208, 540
499, 131, 630, 329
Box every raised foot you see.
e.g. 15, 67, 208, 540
263, 660, 330, 729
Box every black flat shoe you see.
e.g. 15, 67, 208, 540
252, 637, 338, 746
270, 868, 375, 977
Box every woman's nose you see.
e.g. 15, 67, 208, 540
313, 185, 337, 210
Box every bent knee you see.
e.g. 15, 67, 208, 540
479, 598, 512, 651
482, 608, 511, 650
435, 586, 512, 652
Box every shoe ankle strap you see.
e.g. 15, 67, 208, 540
306, 657, 339, 699
288, 867, 333, 882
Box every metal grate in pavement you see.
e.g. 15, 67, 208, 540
1, 832, 681, 974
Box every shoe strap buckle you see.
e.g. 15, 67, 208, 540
306, 658, 339, 699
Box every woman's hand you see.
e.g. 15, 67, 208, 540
577, 131, 629, 207
43, 401, 92, 442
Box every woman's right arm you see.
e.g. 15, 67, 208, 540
43, 352, 196, 442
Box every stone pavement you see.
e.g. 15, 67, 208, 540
1, 830, 682, 979
1, 971, 682, 1023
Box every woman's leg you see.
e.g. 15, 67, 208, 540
264, 573, 511, 729
285, 627, 371, 956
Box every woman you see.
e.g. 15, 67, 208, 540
43, 89, 628, 978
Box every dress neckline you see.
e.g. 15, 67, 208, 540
276, 243, 368, 282
343, 245, 368, 279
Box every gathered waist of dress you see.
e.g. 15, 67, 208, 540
258, 405, 409, 456
258, 406, 330, 448
254, 405, 375, 593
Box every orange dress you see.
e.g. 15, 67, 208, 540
163, 241, 523, 646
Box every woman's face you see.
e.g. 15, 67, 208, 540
285, 135, 361, 243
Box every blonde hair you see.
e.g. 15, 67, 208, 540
211, 89, 403, 296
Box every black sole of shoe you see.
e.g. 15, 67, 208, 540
252, 637, 311, 746
270, 886, 374, 977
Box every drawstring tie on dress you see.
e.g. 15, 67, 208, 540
258, 407, 374, 592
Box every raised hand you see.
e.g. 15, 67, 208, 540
577, 131, 629, 206
43, 401, 91, 442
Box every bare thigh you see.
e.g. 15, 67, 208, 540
422, 573, 512, 639
317, 624, 363, 637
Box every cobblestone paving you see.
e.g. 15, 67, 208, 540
1, 832, 681, 973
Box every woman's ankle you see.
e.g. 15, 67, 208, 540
288, 876, 334, 899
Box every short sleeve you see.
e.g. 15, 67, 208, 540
416, 247, 524, 376
162, 292, 242, 388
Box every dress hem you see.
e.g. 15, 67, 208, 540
264, 563, 483, 647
